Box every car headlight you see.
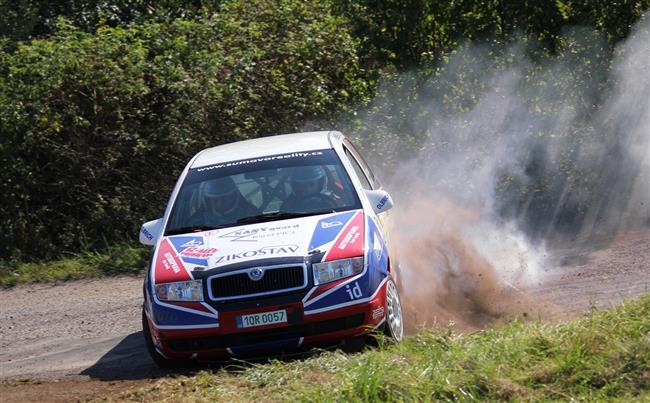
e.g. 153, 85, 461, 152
312, 257, 364, 285
155, 279, 204, 302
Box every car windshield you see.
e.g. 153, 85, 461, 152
165, 149, 362, 235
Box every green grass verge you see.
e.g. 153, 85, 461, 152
0, 244, 149, 287
117, 295, 650, 402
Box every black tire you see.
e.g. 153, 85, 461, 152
142, 308, 180, 369
383, 277, 404, 342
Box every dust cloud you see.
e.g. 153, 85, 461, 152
367, 16, 650, 330
391, 197, 550, 332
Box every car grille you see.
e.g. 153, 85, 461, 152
209, 264, 307, 301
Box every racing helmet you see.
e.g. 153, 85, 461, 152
202, 176, 239, 215
290, 165, 326, 197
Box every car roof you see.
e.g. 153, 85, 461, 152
191, 131, 343, 168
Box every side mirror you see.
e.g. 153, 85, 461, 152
364, 189, 394, 215
139, 218, 163, 246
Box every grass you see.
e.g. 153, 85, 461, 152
0, 244, 149, 287
113, 294, 650, 402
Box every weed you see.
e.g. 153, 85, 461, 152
0, 244, 149, 287
111, 295, 650, 402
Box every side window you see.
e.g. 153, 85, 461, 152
323, 164, 357, 206
344, 140, 381, 189
344, 147, 372, 190
167, 183, 200, 229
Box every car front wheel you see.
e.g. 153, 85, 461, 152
383, 277, 404, 342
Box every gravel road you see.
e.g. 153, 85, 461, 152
0, 277, 146, 379
533, 230, 649, 313
1, 229, 648, 402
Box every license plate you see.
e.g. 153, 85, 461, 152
236, 309, 287, 329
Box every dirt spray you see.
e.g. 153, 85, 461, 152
389, 196, 551, 332
364, 17, 650, 330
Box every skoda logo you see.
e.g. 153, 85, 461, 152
248, 268, 264, 281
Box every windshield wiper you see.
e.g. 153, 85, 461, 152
165, 225, 225, 236
235, 211, 315, 225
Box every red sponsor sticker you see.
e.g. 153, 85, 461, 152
325, 211, 364, 261
180, 246, 218, 259
155, 239, 191, 283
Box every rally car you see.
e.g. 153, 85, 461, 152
139, 131, 403, 366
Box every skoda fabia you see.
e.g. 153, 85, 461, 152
139, 131, 403, 366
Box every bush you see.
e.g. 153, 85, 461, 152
0, 0, 369, 261
0, 0, 216, 43
332, 0, 649, 70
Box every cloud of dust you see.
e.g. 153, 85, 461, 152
361, 17, 650, 330
390, 197, 549, 331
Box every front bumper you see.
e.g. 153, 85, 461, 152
146, 281, 387, 360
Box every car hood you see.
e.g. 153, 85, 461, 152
153, 210, 365, 284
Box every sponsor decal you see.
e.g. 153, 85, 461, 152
218, 224, 299, 242
169, 236, 211, 265
324, 211, 365, 261
180, 246, 218, 258
376, 195, 389, 210
141, 227, 154, 241
155, 239, 191, 283
214, 244, 299, 264
338, 226, 361, 250
372, 306, 385, 320
196, 151, 324, 172
181, 239, 203, 248
345, 282, 363, 300
309, 210, 356, 251
169, 236, 205, 255
162, 252, 181, 274
321, 220, 343, 229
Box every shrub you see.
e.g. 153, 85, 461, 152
0, 0, 368, 261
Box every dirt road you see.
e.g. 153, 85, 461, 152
1, 230, 648, 401
534, 230, 650, 313
0, 276, 178, 401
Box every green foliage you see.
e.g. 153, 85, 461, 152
569, 0, 650, 42
0, 0, 368, 261
332, 0, 649, 70
0, 0, 647, 262
0, 0, 223, 43
118, 294, 650, 401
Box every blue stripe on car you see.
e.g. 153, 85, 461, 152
308, 210, 356, 251
168, 235, 204, 253
152, 301, 218, 326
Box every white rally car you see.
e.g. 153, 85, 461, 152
139, 131, 403, 366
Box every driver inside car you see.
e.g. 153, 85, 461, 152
190, 176, 258, 226
281, 165, 336, 212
